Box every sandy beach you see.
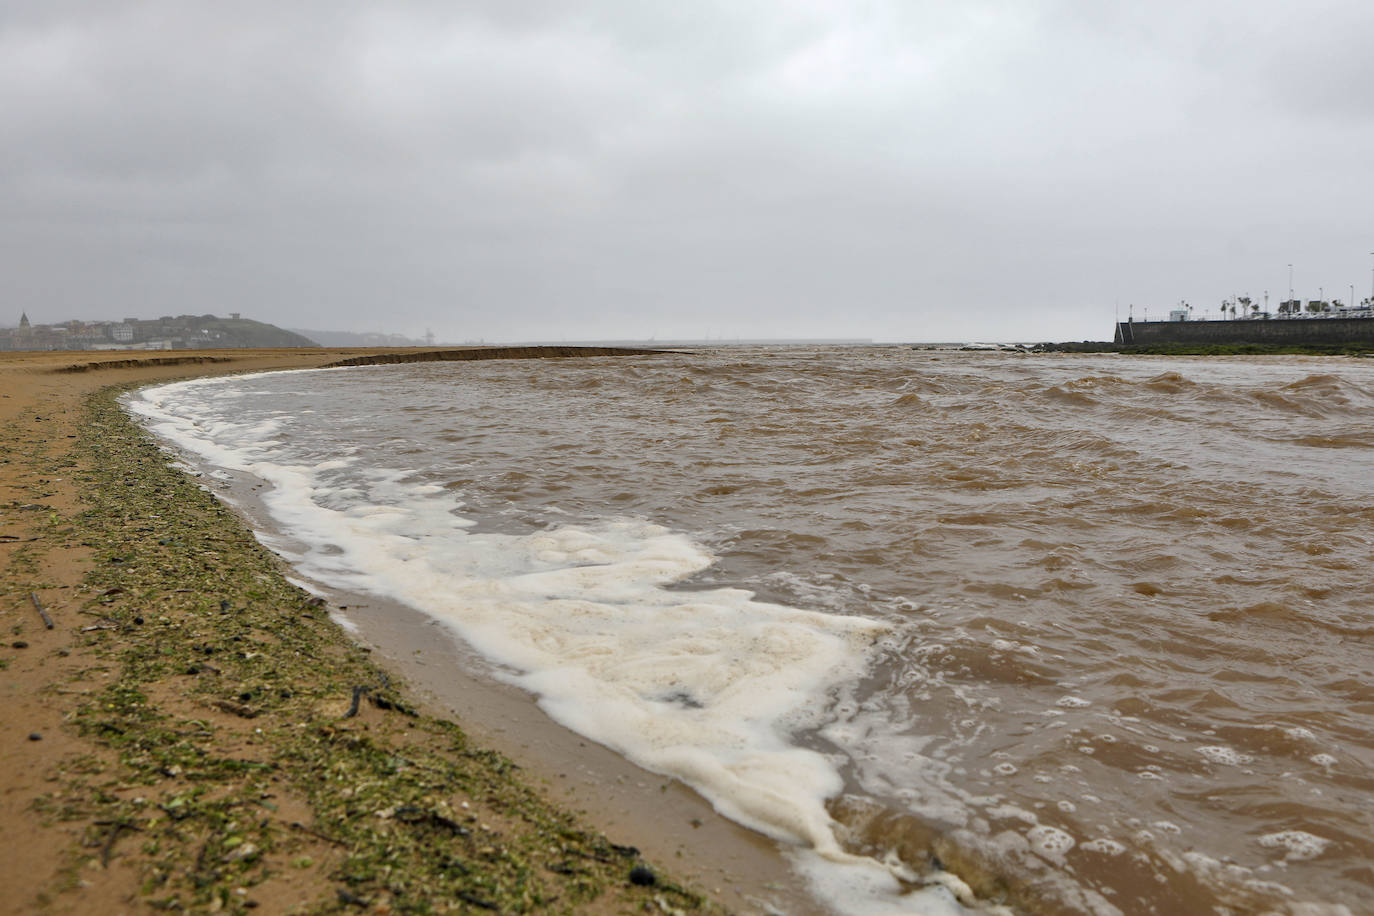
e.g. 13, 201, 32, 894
0, 348, 802, 916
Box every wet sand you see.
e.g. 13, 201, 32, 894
0, 347, 809, 915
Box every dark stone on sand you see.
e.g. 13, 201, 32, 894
28, 732, 41, 741
133, 616, 144, 625
12, 640, 28, 648
628, 865, 656, 886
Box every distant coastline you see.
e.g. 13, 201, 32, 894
0, 313, 316, 351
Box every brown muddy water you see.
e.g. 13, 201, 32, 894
130, 348, 1374, 915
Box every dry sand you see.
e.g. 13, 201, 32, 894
0, 348, 814, 915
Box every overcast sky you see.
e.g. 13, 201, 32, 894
3, 1, 1372, 342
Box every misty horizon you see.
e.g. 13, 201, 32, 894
4, 2, 1372, 342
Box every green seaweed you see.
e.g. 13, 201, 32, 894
32, 384, 714, 915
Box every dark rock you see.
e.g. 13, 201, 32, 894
335, 888, 368, 907
28, 732, 41, 741
628, 865, 656, 886
12, 640, 28, 649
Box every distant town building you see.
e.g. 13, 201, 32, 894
0, 313, 315, 351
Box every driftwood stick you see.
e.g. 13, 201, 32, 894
30, 592, 54, 629
343, 685, 368, 718
96, 819, 141, 866
290, 821, 348, 847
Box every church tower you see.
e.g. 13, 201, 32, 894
19, 312, 30, 329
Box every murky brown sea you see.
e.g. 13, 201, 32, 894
165, 348, 1374, 914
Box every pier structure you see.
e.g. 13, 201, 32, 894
1114, 315, 1374, 347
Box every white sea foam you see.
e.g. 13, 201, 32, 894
1079, 838, 1126, 856
1198, 745, 1254, 766
1258, 830, 1331, 862
792, 852, 984, 916
128, 373, 964, 912
1026, 824, 1076, 861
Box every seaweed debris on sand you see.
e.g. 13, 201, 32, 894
0, 349, 716, 915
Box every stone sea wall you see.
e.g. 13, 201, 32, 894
1114, 317, 1374, 347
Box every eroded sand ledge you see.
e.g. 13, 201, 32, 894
0, 347, 807, 915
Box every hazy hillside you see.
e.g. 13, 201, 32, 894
0, 313, 319, 351
199, 318, 318, 347
289, 328, 428, 347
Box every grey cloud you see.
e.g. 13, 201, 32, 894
2, 1, 1371, 341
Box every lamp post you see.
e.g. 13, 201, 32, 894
1289, 263, 1294, 304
